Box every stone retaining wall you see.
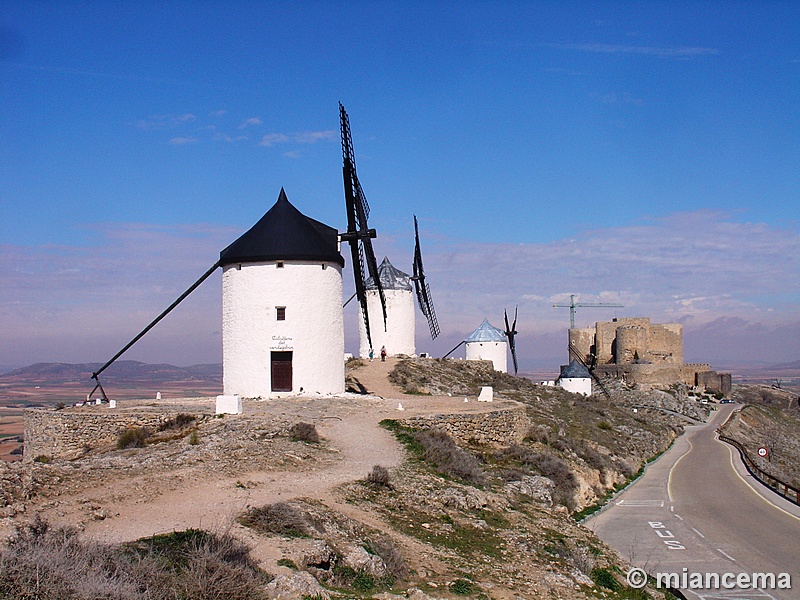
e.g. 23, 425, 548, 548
396, 403, 529, 448
23, 406, 207, 461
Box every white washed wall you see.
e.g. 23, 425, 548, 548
559, 377, 592, 396
465, 340, 508, 373
222, 260, 344, 397
357, 289, 416, 358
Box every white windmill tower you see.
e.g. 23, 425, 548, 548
464, 318, 508, 373
358, 257, 416, 358
219, 188, 346, 398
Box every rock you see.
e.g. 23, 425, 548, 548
505, 475, 555, 506
264, 571, 331, 600
342, 544, 387, 578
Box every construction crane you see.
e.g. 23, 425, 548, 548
552, 294, 623, 329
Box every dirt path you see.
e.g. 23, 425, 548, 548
14, 360, 517, 576
81, 398, 406, 545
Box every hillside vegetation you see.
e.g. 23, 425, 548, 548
0, 358, 698, 599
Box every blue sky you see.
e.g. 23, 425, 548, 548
2, 1, 799, 372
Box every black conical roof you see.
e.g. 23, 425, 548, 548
559, 360, 591, 379
219, 188, 345, 267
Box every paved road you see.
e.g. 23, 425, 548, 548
587, 405, 800, 600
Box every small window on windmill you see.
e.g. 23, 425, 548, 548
276, 306, 286, 321
276, 261, 284, 269
322, 263, 327, 270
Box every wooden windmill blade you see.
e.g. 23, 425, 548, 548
412, 215, 440, 339
504, 307, 519, 375
569, 343, 611, 398
339, 103, 387, 349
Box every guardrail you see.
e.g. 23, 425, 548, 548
718, 434, 800, 507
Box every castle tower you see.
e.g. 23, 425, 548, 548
465, 318, 508, 373
358, 257, 416, 358
219, 189, 345, 398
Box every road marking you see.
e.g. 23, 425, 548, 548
716, 548, 736, 562
691, 526, 705, 538
617, 499, 664, 507
721, 437, 800, 524
668, 436, 695, 502
675, 514, 684, 520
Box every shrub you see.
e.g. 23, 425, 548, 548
238, 502, 310, 537
591, 567, 621, 591
188, 430, 200, 445
289, 422, 320, 444
159, 413, 195, 431
449, 578, 476, 595
500, 445, 579, 509
413, 429, 485, 485
0, 517, 269, 600
364, 537, 406, 580
597, 420, 613, 431
33, 455, 52, 464
366, 465, 392, 488
116, 427, 149, 450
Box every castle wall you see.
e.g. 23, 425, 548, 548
596, 317, 651, 364
696, 371, 732, 395
24, 407, 209, 461
397, 404, 529, 448
568, 328, 594, 364
358, 289, 415, 358
616, 325, 648, 365
597, 363, 711, 388
647, 323, 683, 364
222, 260, 344, 398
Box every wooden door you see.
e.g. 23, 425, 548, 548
271, 351, 293, 392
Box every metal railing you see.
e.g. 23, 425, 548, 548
718, 434, 800, 507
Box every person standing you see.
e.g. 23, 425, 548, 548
380, 346, 387, 362
369, 348, 374, 362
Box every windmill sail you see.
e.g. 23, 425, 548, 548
504, 307, 519, 375
339, 103, 387, 350
412, 215, 440, 339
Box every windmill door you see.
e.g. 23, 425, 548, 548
271, 351, 293, 392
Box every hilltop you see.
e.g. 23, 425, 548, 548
0, 358, 701, 599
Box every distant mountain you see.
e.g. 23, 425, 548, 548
1, 361, 222, 384
769, 360, 800, 371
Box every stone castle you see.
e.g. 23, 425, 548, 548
569, 317, 731, 393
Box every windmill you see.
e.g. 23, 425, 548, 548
504, 306, 519, 375
339, 102, 387, 351
412, 215, 440, 340
567, 340, 611, 398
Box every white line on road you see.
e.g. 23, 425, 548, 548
716, 548, 736, 562
691, 526, 705, 538
675, 514, 684, 520
722, 438, 800, 524
668, 436, 695, 502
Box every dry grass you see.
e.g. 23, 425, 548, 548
288, 422, 320, 444
0, 516, 270, 600
238, 501, 314, 538
413, 429, 485, 485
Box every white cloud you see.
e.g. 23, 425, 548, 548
238, 117, 263, 129
554, 43, 719, 58
259, 133, 291, 147
3, 211, 797, 369
259, 130, 337, 147
169, 136, 198, 145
